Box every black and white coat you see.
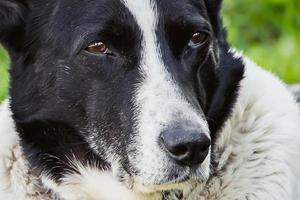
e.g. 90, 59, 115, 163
1, 53, 300, 200
1, 0, 300, 199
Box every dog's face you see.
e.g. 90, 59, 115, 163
0, 0, 244, 195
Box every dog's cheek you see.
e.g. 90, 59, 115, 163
196, 52, 219, 112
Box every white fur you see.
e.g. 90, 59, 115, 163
122, 0, 210, 190
41, 166, 159, 200
0, 52, 300, 199
290, 84, 300, 93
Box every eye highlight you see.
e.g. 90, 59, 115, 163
188, 32, 208, 47
86, 41, 108, 54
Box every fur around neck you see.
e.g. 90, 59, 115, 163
0, 53, 300, 200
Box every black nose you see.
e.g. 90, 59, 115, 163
160, 127, 211, 167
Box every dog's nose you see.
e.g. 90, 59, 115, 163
160, 127, 211, 167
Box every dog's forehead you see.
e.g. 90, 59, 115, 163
53, 0, 207, 27
52, 0, 134, 30
119, 0, 208, 52
121, 0, 207, 23
43, 0, 208, 53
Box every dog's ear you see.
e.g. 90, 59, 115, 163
201, 0, 245, 140
206, 50, 244, 140
0, 0, 30, 56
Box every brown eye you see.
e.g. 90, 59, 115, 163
86, 42, 108, 54
189, 32, 208, 46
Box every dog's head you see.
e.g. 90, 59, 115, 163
0, 0, 244, 196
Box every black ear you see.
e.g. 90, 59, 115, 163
207, 50, 244, 141
0, 0, 30, 55
199, 49, 244, 142
201, 0, 245, 140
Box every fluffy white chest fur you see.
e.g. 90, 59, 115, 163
0, 54, 299, 200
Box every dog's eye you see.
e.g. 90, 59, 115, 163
86, 42, 108, 54
188, 32, 208, 46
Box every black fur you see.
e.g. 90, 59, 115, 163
0, 0, 29, 57
0, 0, 244, 186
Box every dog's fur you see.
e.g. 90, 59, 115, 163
0, 0, 300, 199
290, 85, 300, 103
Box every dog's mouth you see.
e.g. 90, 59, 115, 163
124, 169, 207, 194
111, 146, 211, 195
132, 177, 192, 194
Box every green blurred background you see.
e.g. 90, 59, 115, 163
0, 0, 299, 101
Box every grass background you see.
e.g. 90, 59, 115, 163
0, 47, 9, 102
0, 0, 299, 102
223, 0, 300, 84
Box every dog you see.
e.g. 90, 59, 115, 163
0, 0, 300, 199
290, 85, 300, 102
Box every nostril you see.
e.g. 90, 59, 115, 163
160, 135, 189, 157
170, 145, 189, 157
200, 140, 211, 152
